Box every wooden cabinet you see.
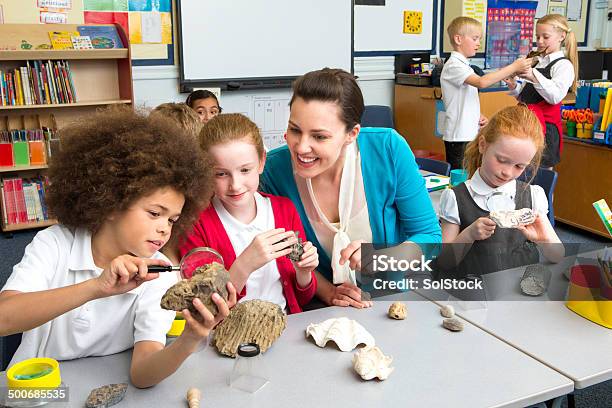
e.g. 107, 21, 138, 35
555, 139, 612, 238
0, 23, 132, 232
393, 84, 516, 157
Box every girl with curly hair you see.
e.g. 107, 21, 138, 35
0, 107, 236, 388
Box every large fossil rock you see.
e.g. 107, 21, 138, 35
85, 383, 127, 408
489, 208, 536, 228
160, 262, 230, 316
352, 346, 394, 381
212, 300, 286, 357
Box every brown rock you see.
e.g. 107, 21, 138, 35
388, 302, 406, 320
85, 383, 127, 408
212, 299, 286, 357
160, 262, 230, 316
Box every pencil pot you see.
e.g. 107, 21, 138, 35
28, 141, 46, 165
12, 141, 29, 166
566, 121, 576, 137
576, 123, 585, 139
0, 143, 14, 167
583, 123, 593, 139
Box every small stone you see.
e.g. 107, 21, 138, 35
387, 302, 406, 320
442, 318, 464, 332
161, 262, 230, 317
440, 305, 455, 318
360, 291, 372, 302
85, 383, 127, 408
286, 232, 304, 262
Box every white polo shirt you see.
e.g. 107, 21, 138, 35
2, 224, 178, 367
212, 193, 286, 311
441, 51, 480, 142
439, 169, 549, 225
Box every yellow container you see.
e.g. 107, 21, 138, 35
167, 312, 186, 337
566, 300, 612, 329
576, 123, 585, 138
6, 358, 61, 389
584, 123, 593, 139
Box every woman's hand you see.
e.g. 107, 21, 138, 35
329, 282, 372, 308
468, 217, 497, 241
292, 241, 318, 286
95, 255, 169, 298
240, 228, 297, 272
339, 239, 366, 271
518, 67, 536, 83
180, 282, 237, 349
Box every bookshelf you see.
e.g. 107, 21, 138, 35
0, 23, 133, 232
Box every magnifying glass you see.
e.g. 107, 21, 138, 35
486, 191, 515, 212
148, 247, 224, 279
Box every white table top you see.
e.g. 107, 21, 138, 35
421, 251, 612, 389
2, 292, 573, 408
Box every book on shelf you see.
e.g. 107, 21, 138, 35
77, 25, 124, 49
48, 31, 80, 50
1, 175, 51, 226
0, 60, 77, 106
71, 35, 93, 50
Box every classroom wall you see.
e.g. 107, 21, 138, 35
133, 56, 395, 111
135, 0, 608, 113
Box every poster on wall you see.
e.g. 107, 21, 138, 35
83, 0, 173, 65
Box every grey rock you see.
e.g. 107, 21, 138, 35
85, 383, 127, 408
442, 318, 464, 332
520, 264, 551, 296
286, 232, 304, 262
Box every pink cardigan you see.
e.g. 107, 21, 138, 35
179, 193, 317, 314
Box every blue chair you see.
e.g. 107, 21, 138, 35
1, 333, 22, 370
518, 167, 558, 226
361, 105, 394, 128
415, 157, 451, 177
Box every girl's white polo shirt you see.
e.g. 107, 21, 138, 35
2, 224, 178, 368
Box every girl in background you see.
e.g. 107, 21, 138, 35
506, 14, 578, 168
186, 90, 222, 123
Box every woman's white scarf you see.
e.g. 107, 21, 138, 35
306, 142, 357, 285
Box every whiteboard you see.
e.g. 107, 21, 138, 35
354, 0, 435, 53
178, 0, 353, 88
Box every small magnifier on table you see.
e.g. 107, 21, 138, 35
147, 247, 224, 279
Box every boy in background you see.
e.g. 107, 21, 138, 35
441, 16, 532, 170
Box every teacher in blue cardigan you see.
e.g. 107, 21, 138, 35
261, 68, 441, 308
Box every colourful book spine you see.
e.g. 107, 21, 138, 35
3, 178, 16, 224
65, 61, 77, 102
0, 183, 7, 225
0, 70, 5, 106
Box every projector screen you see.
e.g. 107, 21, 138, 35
177, 0, 353, 90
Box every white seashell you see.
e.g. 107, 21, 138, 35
306, 317, 375, 352
489, 208, 536, 228
440, 304, 455, 318
352, 346, 394, 380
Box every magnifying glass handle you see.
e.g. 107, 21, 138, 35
148, 265, 180, 273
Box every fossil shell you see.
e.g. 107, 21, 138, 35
160, 262, 230, 317
388, 302, 406, 320
306, 317, 375, 352
352, 346, 394, 380
489, 208, 536, 228
442, 317, 464, 332
212, 300, 286, 357
286, 231, 304, 262
440, 305, 455, 318
85, 383, 127, 408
